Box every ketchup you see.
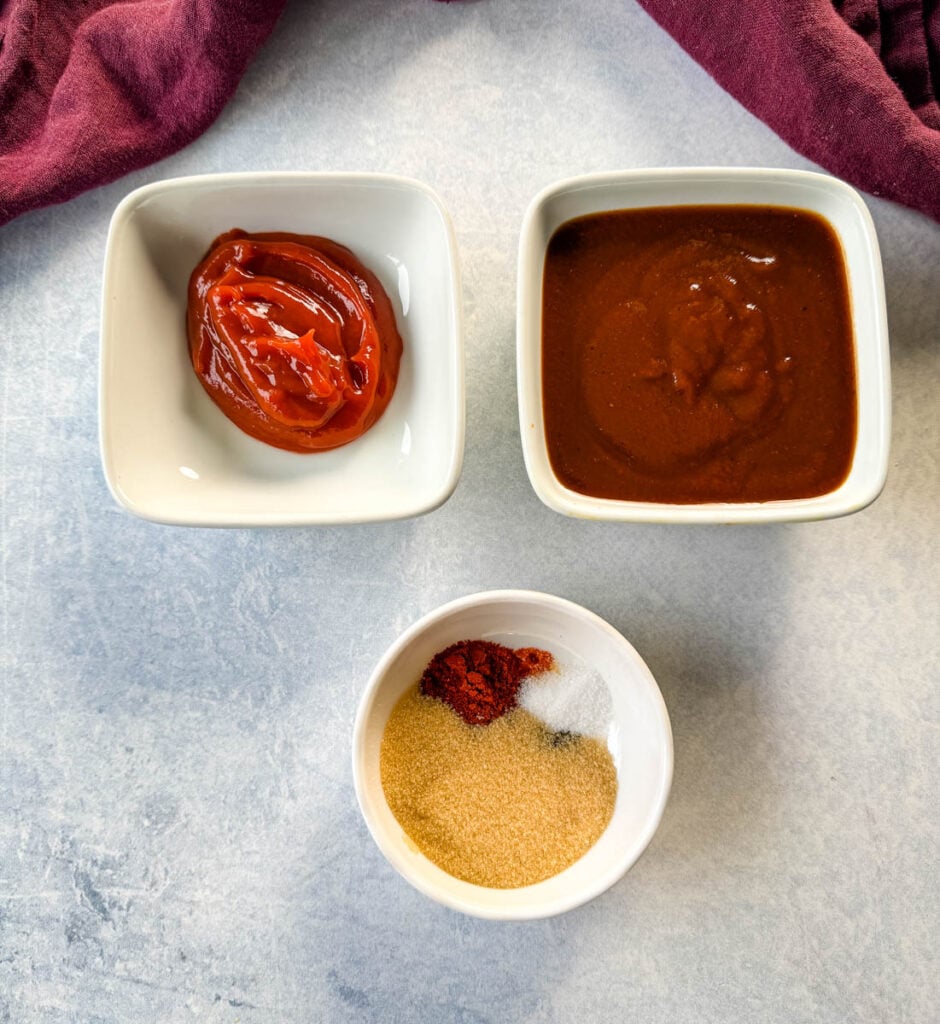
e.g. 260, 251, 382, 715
187, 230, 403, 452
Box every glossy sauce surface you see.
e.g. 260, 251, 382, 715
542, 206, 858, 503
188, 230, 403, 452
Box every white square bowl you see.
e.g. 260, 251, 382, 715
100, 172, 463, 526
517, 168, 891, 524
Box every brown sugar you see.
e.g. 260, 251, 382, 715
380, 684, 618, 888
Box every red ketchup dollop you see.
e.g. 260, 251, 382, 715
187, 230, 403, 452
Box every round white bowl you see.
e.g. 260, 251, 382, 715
352, 590, 673, 920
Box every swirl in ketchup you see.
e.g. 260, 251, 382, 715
187, 230, 403, 452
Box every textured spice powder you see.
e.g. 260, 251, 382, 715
420, 639, 554, 725
380, 684, 618, 888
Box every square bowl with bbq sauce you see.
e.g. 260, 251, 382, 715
100, 172, 463, 527
516, 167, 891, 525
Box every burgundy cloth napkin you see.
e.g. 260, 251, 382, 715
0, 0, 286, 227
3, 2, 939, 227
637, 0, 940, 223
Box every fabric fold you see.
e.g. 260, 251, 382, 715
637, 0, 940, 222
2, 1, 939, 226
0, 0, 287, 226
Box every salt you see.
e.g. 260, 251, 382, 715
517, 659, 612, 741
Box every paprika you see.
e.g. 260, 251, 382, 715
420, 639, 554, 725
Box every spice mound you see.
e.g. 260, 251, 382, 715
187, 229, 403, 453
420, 639, 554, 725
382, 641, 617, 889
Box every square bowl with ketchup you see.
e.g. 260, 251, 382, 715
516, 167, 890, 524
100, 172, 464, 527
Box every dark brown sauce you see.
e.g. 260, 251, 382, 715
541, 205, 858, 503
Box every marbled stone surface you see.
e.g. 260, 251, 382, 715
1, 1, 937, 1021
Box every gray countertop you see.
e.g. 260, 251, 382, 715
1, 1, 937, 1021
